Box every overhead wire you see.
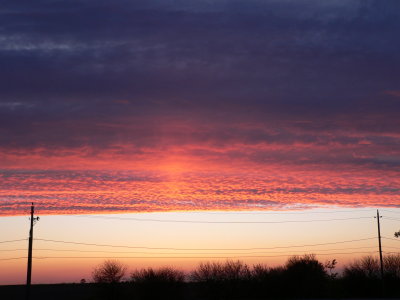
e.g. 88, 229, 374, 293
30, 251, 379, 260
380, 209, 400, 215
0, 245, 381, 255
0, 212, 393, 264
383, 237, 400, 242
1, 211, 394, 264
0, 238, 26, 244
117, 209, 376, 215
73, 215, 373, 224
34, 237, 377, 251
383, 217, 400, 222
0, 257, 26, 261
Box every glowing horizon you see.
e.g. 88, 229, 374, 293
1, 208, 399, 285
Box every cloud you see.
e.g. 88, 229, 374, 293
385, 90, 400, 97
1, 168, 400, 216
1, 0, 400, 215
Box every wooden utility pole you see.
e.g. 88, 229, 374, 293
26, 203, 39, 300
376, 209, 384, 295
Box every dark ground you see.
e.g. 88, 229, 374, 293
0, 283, 397, 300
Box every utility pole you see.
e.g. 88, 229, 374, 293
375, 209, 384, 295
26, 203, 39, 300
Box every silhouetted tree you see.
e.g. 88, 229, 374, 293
344, 255, 380, 278
342, 255, 380, 297
324, 259, 338, 279
250, 264, 285, 298
384, 254, 400, 278
191, 260, 250, 283
222, 260, 251, 281
131, 267, 185, 284
251, 264, 270, 281
131, 267, 185, 300
92, 260, 127, 283
284, 254, 328, 297
91, 260, 128, 300
191, 261, 223, 283
383, 254, 400, 296
191, 260, 251, 299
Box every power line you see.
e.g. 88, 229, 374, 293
0, 238, 26, 244
383, 237, 400, 242
30, 251, 378, 260
381, 246, 400, 250
0, 245, 380, 255
34, 237, 376, 251
151, 209, 376, 215
380, 209, 400, 215
383, 217, 400, 222
0, 257, 26, 261
73, 215, 372, 224
0, 250, 390, 262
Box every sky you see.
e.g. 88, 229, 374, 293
1, 0, 400, 284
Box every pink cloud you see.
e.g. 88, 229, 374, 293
385, 90, 400, 97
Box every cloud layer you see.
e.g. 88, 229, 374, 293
1, 167, 400, 216
1, 0, 400, 215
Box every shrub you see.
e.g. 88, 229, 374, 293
131, 267, 185, 300
284, 254, 328, 297
191, 261, 224, 283
250, 264, 285, 298
383, 254, 400, 296
91, 260, 128, 300
191, 260, 250, 283
251, 264, 270, 281
384, 253, 400, 278
92, 260, 127, 284
344, 255, 380, 279
191, 260, 251, 299
131, 267, 185, 284
342, 255, 381, 297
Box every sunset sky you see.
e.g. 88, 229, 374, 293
1, 0, 400, 284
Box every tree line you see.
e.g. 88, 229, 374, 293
89, 253, 400, 299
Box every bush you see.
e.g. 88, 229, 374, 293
92, 260, 127, 284
131, 267, 185, 284
191, 260, 251, 300
342, 255, 381, 297
191, 260, 250, 283
283, 254, 328, 297
92, 260, 128, 300
383, 254, 400, 296
384, 253, 400, 278
131, 267, 185, 300
344, 255, 380, 279
191, 261, 224, 283
250, 264, 285, 298
251, 264, 270, 282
